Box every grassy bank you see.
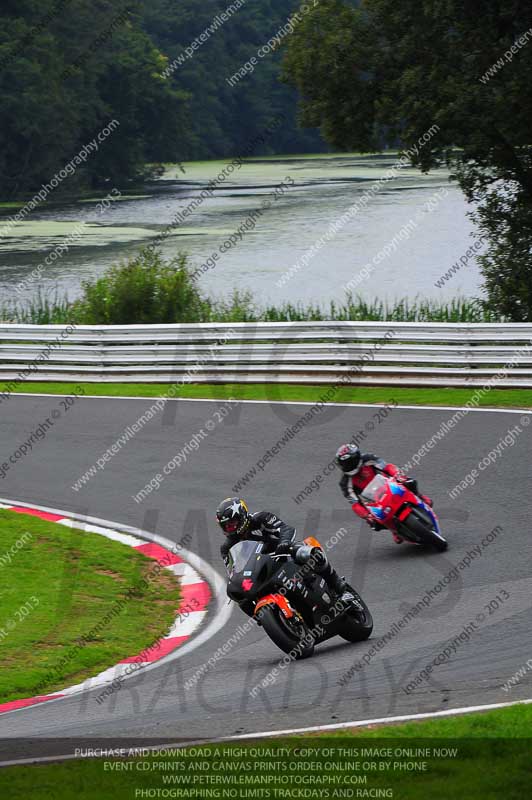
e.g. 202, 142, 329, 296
0, 291, 496, 325
0, 509, 180, 703
0, 705, 529, 798
1, 383, 532, 409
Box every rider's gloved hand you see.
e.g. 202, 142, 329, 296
398, 475, 418, 494
275, 542, 292, 556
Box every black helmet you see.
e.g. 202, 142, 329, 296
216, 497, 250, 536
335, 444, 362, 474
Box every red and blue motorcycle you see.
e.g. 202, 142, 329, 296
360, 474, 448, 551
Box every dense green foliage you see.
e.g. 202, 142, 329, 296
142, 0, 325, 160
283, 0, 532, 320
0, 1, 324, 198
0, 1, 187, 195
0, 251, 500, 324
72, 250, 211, 324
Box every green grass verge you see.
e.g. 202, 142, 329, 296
339, 702, 532, 737
0, 509, 180, 703
2, 382, 532, 409
0, 705, 529, 798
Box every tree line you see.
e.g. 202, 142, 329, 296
282, 0, 532, 320
0, 0, 324, 198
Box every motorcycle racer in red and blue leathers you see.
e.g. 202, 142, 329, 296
335, 444, 433, 544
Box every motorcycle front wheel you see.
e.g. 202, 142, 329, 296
339, 589, 373, 642
399, 508, 448, 552
256, 604, 314, 659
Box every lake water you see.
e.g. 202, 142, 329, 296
0, 153, 483, 308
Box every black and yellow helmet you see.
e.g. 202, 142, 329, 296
216, 497, 250, 536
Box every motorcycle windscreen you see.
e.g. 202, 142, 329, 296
360, 474, 389, 504
227, 540, 263, 577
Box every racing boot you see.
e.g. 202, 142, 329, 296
296, 546, 355, 606
325, 569, 356, 606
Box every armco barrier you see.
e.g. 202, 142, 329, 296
0, 321, 532, 387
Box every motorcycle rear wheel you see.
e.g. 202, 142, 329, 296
256, 605, 314, 659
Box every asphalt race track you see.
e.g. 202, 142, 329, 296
1, 394, 531, 752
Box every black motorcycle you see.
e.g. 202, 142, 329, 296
226, 536, 373, 659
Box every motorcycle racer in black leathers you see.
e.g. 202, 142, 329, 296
217, 497, 352, 614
